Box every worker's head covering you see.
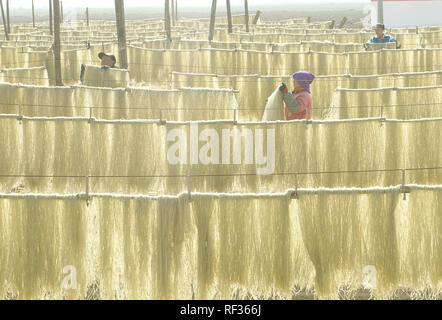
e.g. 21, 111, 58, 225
98, 52, 117, 64
292, 71, 315, 93
375, 23, 385, 30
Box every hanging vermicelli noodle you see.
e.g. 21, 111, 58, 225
0, 67, 49, 85
0, 196, 89, 300
348, 49, 442, 75
0, 83, 239, 121
262, 88, 285, 121
172, 70, 442, 119
327, 85, 442, 120
82, 64, 130, 88
297, 188, 402, 299
127, 46, 351, 84
0, 117, 440, 194
396, 186, 442, 297
0, 187, 440, 299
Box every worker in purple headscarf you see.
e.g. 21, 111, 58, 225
279, 71, 315, 120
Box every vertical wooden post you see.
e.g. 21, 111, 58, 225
252, 10, 261, 25
18, 104, 23, 121
1, 0, 9, 40
338, 16, 348, 29
60, 1, 64, 23
378, 0, 384, 24
244, 0, 249, 32
32, 0, 35, 28
226, 0, 232, 34
6, 0, 9, 34
165, 0, 171, 41
115, 0, 128, 69
208, 0, 217, 42
175, 0, 178, 22
49, 0, 53, 35
53, 0, 63, 86
86, 7, 89, 26
171, 0, 175, 26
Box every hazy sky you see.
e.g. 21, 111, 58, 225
10, 0, 370, 9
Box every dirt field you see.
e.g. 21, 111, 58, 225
8, 4, 368, 28
257, 5, 367, 28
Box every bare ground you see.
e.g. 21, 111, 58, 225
6, 5, 367, 29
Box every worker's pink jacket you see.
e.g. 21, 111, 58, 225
284, 91, 313, 120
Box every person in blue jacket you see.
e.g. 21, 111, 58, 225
366, 23, 401, 49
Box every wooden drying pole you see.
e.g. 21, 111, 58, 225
226, 0, 232, 34
0, 0, 8, 40
49, 0, 53, 35
338, 17, 348, 29
171, 0, 175, 26
208, 0, 217, 42
244, 0, 249, 32
60, 1, 64, 23
175, 0, 178, 22
86, 7, 89, 26
378, 0, 384, 24
6, 0, 9, 34
32, 0, 35, 28
53, 0, 63, 86
252, 10, 261, 25
164, 0, 171, 41
115, 0, 128, 69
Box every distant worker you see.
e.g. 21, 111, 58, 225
80, 52, 118, 83
279, 71, 316, 120
366, 23, 401, 49
98, 52, 117, 68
